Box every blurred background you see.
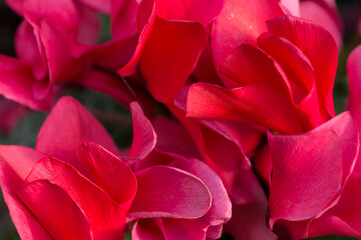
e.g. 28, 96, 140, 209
0, 0, 361, 239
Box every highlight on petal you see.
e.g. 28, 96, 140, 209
137, 16, 208, 103
212, 0, 283, 73
129, 102, 157, 159
36, 96, 120, 171
266, 15, 338, 118
186, 82, 303, 134
25, 157, 127, 240
129, 165, 211, 219
268, 130, 343, 226
17, 180, 92, 239
0, 55, 53, 110
78, 141, 137, 210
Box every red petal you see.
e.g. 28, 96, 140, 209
0, 190, 51, 240
78, 141, 137, 210
18, 180, 92, 239
220, 44, 293, 101
212, 0, 283, 73
119, 16, 208, 103
25, 157, 127, 240
0, 55, 53, 110
300, 0, 343, 49
186, 82, 303, 134
268, 129, 342, 225
129, 165, 211, 219
129, 101, 157, 159
0, 145, 45, 183
348, 45, 361, 128
266, 15, 337, 118
36, 96, 120, 173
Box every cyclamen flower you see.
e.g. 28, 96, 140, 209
0, 96, 231, 239
267, 112, 360, 239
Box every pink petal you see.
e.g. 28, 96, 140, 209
348, 45, 361, 128
161, 218, 207, 240
17, 180, 92, 239
111, 0, 139, 40
224, 171, 277, 240
78, 141, 137, 210
151, 116, 200, 159
36, 96, 120, 172
309, 172, 361, 237
129, 165, 211, 219
268, 129, 342, 225
129, 101, 157, 159
220, 44, 293, 101
0, 55, 53, 110
78, 69, 138, 107
77, 0, 111, 14
25, 157, 127, 240
0, 145, 45, 183
186, 82, 303, 134
169, 157, 232, 225
211, 0, 283, 74
300, 0, 343, 49
137, 17, 208, 103
132, 219, 165, 240
119, 15, 208, 103
313, 112, 359, 184
0, 190, 51, 240
266, 15, 337, 118
278, 0, 300, 16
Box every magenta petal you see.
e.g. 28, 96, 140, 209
220, 44, 293, 100
169, 157, 231, 225
300, 0, 343, 49
132, 219, 165, 240
186, 82, 303, 134
36, 96, 120, 172
266, 15, 337, 118
18, 180, 92, 239
0, 190, 51, 240
138, 17, 208, 103
0, 145, 45, 182
268, 130, 343, 225
129, 165, 211, 219
313, 112, 359, 184
0, 55, 53, 110
25, 157, 126, 239
78, 141, 137, 210
211, 0, 283, 72
129, 101, 157, 159
348, 45, 361, 128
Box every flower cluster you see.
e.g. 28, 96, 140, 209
0, 0, 360, 239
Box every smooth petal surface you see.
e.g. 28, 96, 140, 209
137, 17, 208, 103
0, 55, 53, 110
300, 0, 343, 49
129, 102, 157, 159
36, 96, 120, 172
78, 141, 137, 210
348, 45, 361, 128
25, 157, 126, 240
169, 157, 232, 225
18, 180, 92, 239
0, 190, 51, 240
0, 145, 45, 183
212, 0, 283, 73
266, 15, 337, 118
187, 82, 303, 134
220, 44, 293, 100
268, 130, 342, 226
129, 165, 211, 219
